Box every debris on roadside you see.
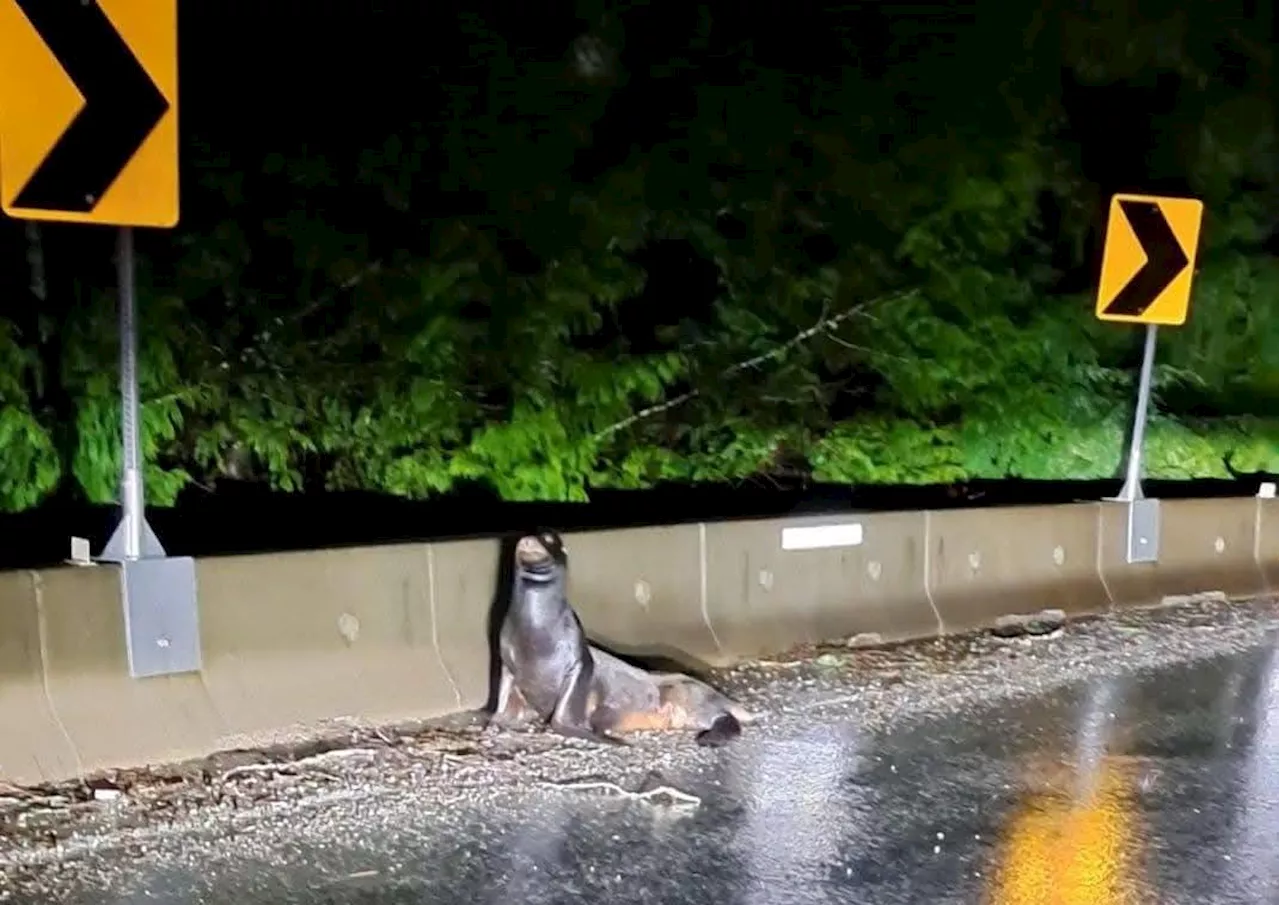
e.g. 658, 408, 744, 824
0, 722, 500, 855
991, 608, 1068, 639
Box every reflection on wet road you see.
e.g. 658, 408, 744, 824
10, 631, 1279, 905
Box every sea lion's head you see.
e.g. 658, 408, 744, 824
514, 529, 568, 572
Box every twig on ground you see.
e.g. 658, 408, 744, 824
0, 783, 38, 799
438, 753, 478, 771
540, 779, 703, 808
219, 762, 294, 783
218, 747, 379, 785
294, 748, 380, 769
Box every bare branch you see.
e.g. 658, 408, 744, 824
593, 389, 700, 441
821, 328, 874, 355
291, 260, 384, 323
594, 288, 916, 441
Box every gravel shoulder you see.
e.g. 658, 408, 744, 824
0, 593, 1276, 902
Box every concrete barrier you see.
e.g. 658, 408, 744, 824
560, 525, 722, 669
1097, 497, 1268, 607
0, 496, 1272, 786
702, 512, 935, 661
0, 571, 79, 784
1258, 498, 1278, 596
196, 543, 470, 744
927, 503, 1111, 634
422, 538, 502, 710
30, 566, 225, 779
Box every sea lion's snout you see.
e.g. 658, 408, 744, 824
516, 531, 566, 569
515, 535, 550, 566
517, 529, 563, 565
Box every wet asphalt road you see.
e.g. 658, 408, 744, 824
3, 603, 1277, 905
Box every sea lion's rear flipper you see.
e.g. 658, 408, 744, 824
659, 680, 748, 746
694, 712, 742, 747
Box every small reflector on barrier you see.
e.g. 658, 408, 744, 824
66, 536, 93, 566
781, 523, 863, 551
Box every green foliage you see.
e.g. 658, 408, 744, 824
0, 321, 59, 511
0, 4, 1274, 510
811, 418, 967, 485
1156, 253, 1280, 414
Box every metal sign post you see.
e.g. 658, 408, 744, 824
99, 227, 166, 562
1111, 323, 1158, 504
1105, 323, 1162, 564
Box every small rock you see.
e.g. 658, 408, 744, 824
813, 654, 843, 669
1025, 609, 1067, 635
845, 632, 884, 649
93, 788, 124, 803
992, 609, 1066, 638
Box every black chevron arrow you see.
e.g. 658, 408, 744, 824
11, 0, 170, 212
1102, 200, 1190, 317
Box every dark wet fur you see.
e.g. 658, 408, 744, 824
695, 712, 742, 748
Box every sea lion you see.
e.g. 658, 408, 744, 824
488, 529, 753, 747
489, 529, 624, 744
